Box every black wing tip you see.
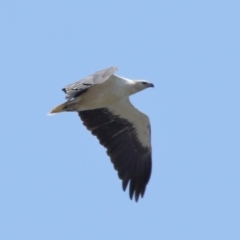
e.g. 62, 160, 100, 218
122, 156, 151, 202
129, 189, 145, 202
122, 177, 148, 202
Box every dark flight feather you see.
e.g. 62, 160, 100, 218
78, 108, 152, 201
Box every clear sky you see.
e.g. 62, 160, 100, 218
1, 1, 239, 239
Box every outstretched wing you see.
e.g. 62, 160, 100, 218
63, 66, 118, 100
78, 99, 152, 201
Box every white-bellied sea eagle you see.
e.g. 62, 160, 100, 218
49, 67, 154, 201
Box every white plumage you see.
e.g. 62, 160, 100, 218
49, 67, 154, 201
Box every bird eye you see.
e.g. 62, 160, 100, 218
142, 82, 148, 85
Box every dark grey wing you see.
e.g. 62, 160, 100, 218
63, 67, 118, 100
78, 108, 152, 202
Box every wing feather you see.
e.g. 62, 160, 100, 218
78, 104, 152, 201
63, 67, 118, 100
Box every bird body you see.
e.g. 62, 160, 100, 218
73, 75, 134, 111
49, 67, 154, 201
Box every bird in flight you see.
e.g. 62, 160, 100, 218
49, 67, 154, 201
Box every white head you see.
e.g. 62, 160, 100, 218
130, 80, 154, 95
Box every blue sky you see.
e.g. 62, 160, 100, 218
1, 1, 240, 239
